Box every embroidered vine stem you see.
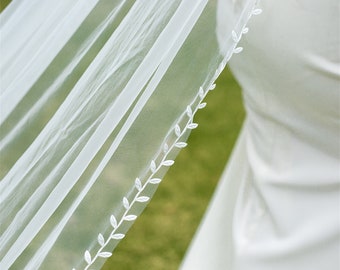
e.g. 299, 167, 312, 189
77, 5, 262, 269
82, 80, 211, 270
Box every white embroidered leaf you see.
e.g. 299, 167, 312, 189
112, 233, 125, 240
233, 47, 243, 54
231, 30, 238, 42
123, 197, 129, 209
84, 250, 92, 265
186, 106, 193, 117
175, 124, 181, 137
136, 196, 150, 202
252, 8, 262, 15
175, 142, 187, 148
209, 83, 216, 90
242, 27, 249, 34
135, 178, 142, 191
162, 160, 174, 166
97, 233, 105, 246
198, 87, 204, 98
163, 143, 169, 153
150, 160, 157, 173
187, 123, 198, 129
124, 215, 137, 221
110, 215, 118, 228
198, 102, 207, 109
98, 252, 112, 258
149, 178, 162, 184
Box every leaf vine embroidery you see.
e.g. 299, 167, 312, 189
76, 4, 262, 269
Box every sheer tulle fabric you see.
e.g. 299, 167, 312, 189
0, 0, 259, 268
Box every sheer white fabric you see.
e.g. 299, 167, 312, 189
181, 0, 340, 269
0, 0, 260, 269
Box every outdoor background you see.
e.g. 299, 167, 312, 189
103, 68, 245, 269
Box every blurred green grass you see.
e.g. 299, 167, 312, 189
0, 0, 11, 12
103, 68, 244, 270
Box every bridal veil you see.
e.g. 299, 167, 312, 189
0, 0, 261, 268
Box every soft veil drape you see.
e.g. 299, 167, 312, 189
0, 0, 261, 269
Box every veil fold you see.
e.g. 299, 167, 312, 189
0, 0, 261, 268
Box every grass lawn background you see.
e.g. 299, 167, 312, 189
103, 68, 245, 269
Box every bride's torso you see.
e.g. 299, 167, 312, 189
228, 0, 339, 269
180, 1, 339, 269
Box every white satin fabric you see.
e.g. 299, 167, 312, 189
181, 0, 340, 269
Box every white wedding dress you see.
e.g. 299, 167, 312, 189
181, 0, 340, 269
